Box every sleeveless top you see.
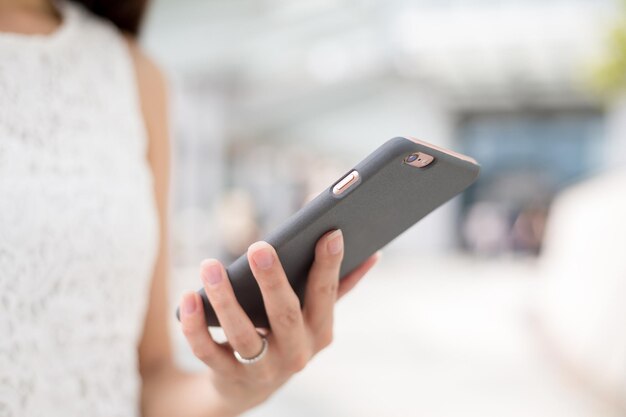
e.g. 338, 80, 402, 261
0, 2, 159, 416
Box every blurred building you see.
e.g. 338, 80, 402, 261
141, 0, 618, 266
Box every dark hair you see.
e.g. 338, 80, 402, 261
71, 0, 149, 36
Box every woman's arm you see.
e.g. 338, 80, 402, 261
126, 38, 380, 417
126, 38, 232, 417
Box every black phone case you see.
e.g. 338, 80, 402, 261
177, 137, 480, 327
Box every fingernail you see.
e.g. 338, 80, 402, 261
327, 229, 343, 255
182, 293, 197, 315
252, 246, 274, 270
201, 260, 223, 286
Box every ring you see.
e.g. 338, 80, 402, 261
233, 336, 269, 365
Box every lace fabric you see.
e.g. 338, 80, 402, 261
0, 2, 159, 416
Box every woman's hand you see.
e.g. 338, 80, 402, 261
178, 230, 379, 416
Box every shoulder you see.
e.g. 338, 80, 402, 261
122, 36, 169, 167
66, 0, 167, 104
123, 36, 170, 191
123, 36, 167, 97
123, 36, 168, 123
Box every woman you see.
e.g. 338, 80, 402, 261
0, 1, 380, 416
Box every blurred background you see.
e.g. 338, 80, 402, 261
141, 1, 626, 416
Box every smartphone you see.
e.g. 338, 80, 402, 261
177, 137, 479, 327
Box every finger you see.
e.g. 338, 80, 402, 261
337, 251, 381, 300
179, 291, 235, 373
247, 242, 308, 355
303, 229, 344, 334
200, 259, 265, 360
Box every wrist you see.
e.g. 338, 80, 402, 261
207, 371, 269, 417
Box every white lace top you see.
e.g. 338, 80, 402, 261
0, 2, 159, 416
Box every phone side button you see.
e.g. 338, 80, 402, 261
332, 170, 360, 196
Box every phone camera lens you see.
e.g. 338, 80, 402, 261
404, 152, 435, 168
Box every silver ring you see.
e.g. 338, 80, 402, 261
233, 336, 268, 365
